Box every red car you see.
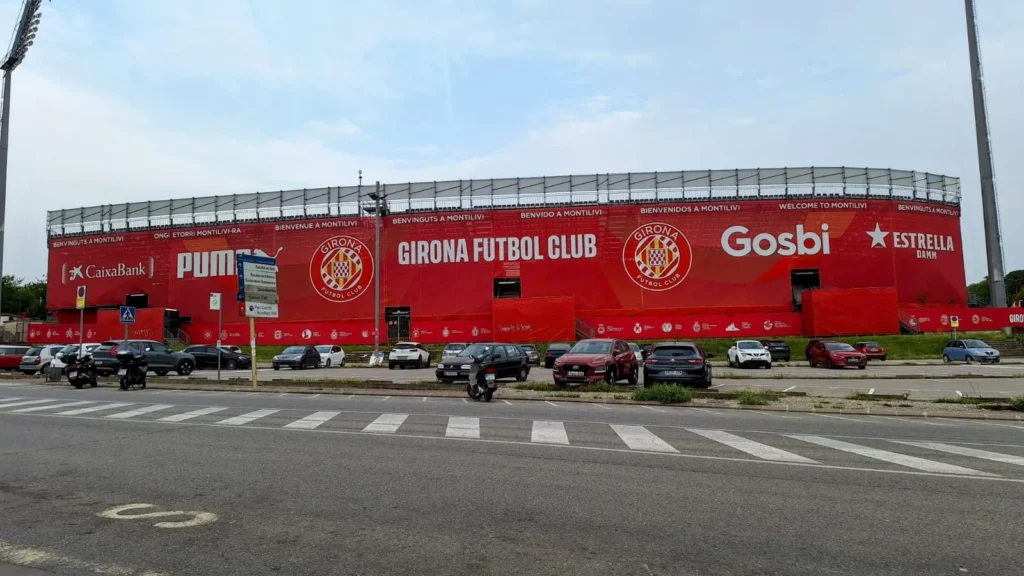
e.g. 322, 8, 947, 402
854, 341, 886, 361
808, 341, 867, 369
0, 345, 30, 371
553, 339, 639, 386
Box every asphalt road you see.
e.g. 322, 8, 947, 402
2, 385, 1024, 575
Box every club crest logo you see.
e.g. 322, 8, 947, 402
309, 236, 374, 303
622, 223, 692, 291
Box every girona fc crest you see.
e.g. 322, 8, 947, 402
309, 236, 374, 303
622, 222, 692, 291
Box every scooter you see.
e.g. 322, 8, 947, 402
116, 349, 148, 390
466, 367, 497, 402
65, 351, 98, 389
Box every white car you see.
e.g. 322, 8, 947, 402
388, 342, 431, 369
315, 344, 346, 367
728, 340, 772, 369
50, 343, 101, 373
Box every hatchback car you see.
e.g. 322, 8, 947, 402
435, 343, 530, 384
520, 344, 541, 366
388, 342, 431, 369
553, 339, 638, 386
0, 345, 30, 371
854, 341, 887, 361
91, 340, 197, 376
315, 345, 346, 367
727, 340, 771, 369
272, 345, 321, 370
182, 345, 252, 370
544, 343, 571, 368
20, 345, 65, 375
808, 341, 867, 369
942, 339, 1000, 364
759, 340, 791, 362
442, 343, 468, 359
643, 342, 713, 388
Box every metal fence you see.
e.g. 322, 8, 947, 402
46, 167, 961, 237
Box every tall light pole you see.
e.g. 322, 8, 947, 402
0, 0, 43, 317
965, 0, 1006, 308
366, 182, 388, 351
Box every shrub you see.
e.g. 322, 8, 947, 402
633, 385, 693, 404
736, 389, 770, 406
1010, 396, 1024, 412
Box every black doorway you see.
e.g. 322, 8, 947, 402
791, 269, 820, 312
385, 307, 411, 341
493, 278, 521, 299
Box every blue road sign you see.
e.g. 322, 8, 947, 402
119, 306, 137, 324
236, 253, 277, 302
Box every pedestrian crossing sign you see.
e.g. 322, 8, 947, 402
119, 306, 137, 324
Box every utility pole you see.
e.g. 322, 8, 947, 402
965, 0, 1007, 307
373, 181, 381, 352
0, 0, 43, 317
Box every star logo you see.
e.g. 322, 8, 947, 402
68, 265, 84, 281
867, 223, 889, 248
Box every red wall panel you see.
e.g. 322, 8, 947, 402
802, 288, 900, 336
492, 297, 575, 342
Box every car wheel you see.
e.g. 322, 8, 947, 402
881, 355, 887, 361
22, 370, 35, 376
273, 365, 280, 371
40, 363, 50, 375
605, 366, 617, 384
516, 366, 528, 382
545, 361, 553, 369
858, 365, 866, 370
72, 381, 84, 389
424, 355, 430, 368
340, 359, 345, 367
808, 358, 815, 367
155, 370, 169, 377
966, 355, 975, 365
325, 359, 331, 368
704, 370, 713, 388
388, 362, 395, 370
176, 361, 194, 376
627, 365, 638, 386
226, 360, 238, 370
942, 354, 950, 364
642, 370, 650, 387
826, 359, 833, 369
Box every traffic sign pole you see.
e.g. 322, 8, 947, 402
249, 317, 257, 389
210, 293, 222, 386
76, 286, 86, 364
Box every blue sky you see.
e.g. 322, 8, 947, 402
2, 0, 1022, 283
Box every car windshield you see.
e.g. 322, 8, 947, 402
60, 344, 79, 354
444, 344, 466, 352
825, 343, 855, 351
460, 344, 493, 357
570, 341, 612, 354
282, 346, 305, 354
25, 348, 41, 355
315, 346, 332, 353
737, 341, 763, 350
521, 345, 536, 351
653, 345, 698, 358
962, 340, 989, 348
858, 342, 880, 347
394, 343, 417, 350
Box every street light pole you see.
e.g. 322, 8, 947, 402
965, 0, 1006, 308
0, 0, 43, 317
373, 181, 381, 352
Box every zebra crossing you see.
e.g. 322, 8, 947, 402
4, 396, 1024, 479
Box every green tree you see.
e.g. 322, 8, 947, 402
967, 269, 1024, 305
1, 275, 48, 318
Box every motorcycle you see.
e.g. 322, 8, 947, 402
65, 351, 98, 389
466, 367, 497, 402
116, 349, 148, 390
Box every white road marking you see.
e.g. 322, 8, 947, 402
309, 394, 321, 399
869, 415, 950, 427
217, 409, 279, 426
158, 407, 229, 422
590, 403, 610, 410
545, 401, 559, 407
57, 402, 133, 415
99, 503, 218, 528
688, 429, 817, 463
362, 413, 408, 433
9, 400, 94, 413
868, 388, 875, 395
782, 386, 796, 392
446, 416, 480, 439
422, 397, 428, 402
531, 420, 570, 445
382, 396, 390, 401
812, 413, 873, 423
106, 404, 175, 419
642, 405, 665, 413
788, 435, 995, 476
955, 390, 964, 397
0, 399, 59, 409
461, 398, 468, 404
610, 424, 678, 453
502, 400, 512, 405
891, 441, 1024, 467
284, 411, 341, 429
708, 383, 724, 389
945, 419, 1024, 431
0, 538, 172, 575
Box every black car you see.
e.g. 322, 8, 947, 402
182, 345, 252, 370
91, 340, 196, 377
544, 343, 571, 368
521, 344, 541, 366
642, 342, 713, 388
272, 346, 320, 370
760, 340, 791, 362
436, 343, 530, 384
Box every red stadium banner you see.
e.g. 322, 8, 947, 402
901, 307, 1024, 333
183, 321, 376, 346
579, 312, 803, 339
27, 308, 165, 343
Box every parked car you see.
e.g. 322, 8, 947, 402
854, 341, 887, 361
388, 342, 431, 369
182, 345, 252, 370
544, 343, 571, 368
643, 342, 713, 388
442, 343, 468, 359
553, 339, 639, 387
942, 339, 1000, 364
52, 343, 101, 374
628, 343, 643, 365
727, 340, 772, 369
808, 341, 867, 369
272, 345, 321, 370
315, 345, 346, 367
804, 339, 824, 361
759, 340, 791, 362
435, 343, 530, 383
20, 345, 65, 375
91, 340, 197, 376
520, 344, 541, 366
0, 345, 30, 371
